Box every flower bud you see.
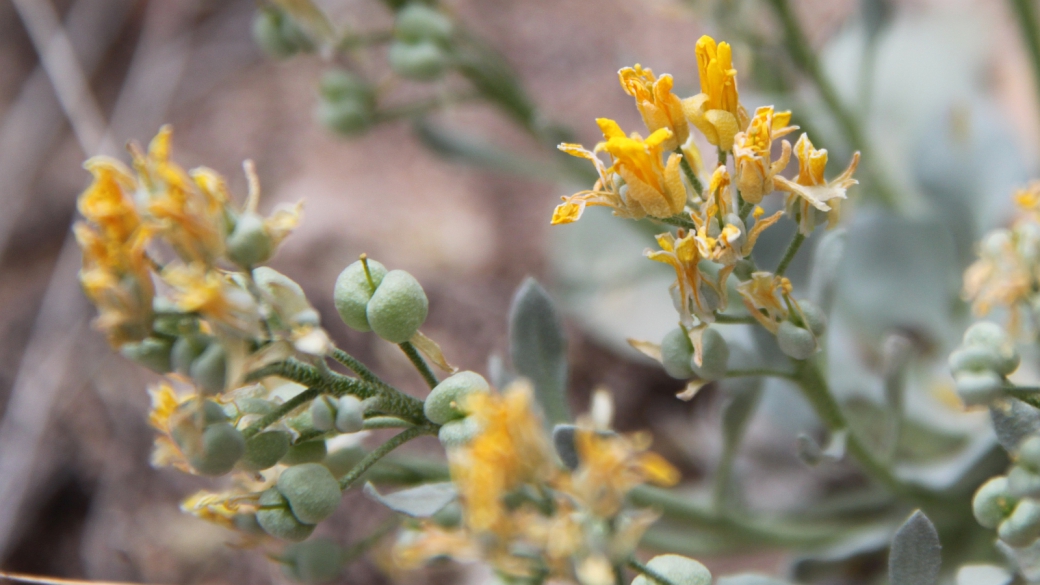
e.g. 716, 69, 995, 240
691, 327, 729, 381
310, 396, 337, 432
1011, 466, 1040, 499
660, 328, 694, 379
631, 554, 712, 585
281, 439, 328, 465
334, 259, 388, 332
1022, 436, 1040, 473
120, 337, 173, 373
240, 430, 291, 471
277, 463, 342, 524
366, 270, 429, 343
424, 371, 490, 424
388, 41, 449, 82
777, 320, 817, 360
281, 539, 344, 584
334, 395, 365, 433
974, 476, 1016, 529
190, 342, 227, 395
438, 417, 481, 449
395, 3, 453, 44
257, 488, 316, 542
226, 212, 274, 267
188, 422, 245, 476
799, 301, 827, 337
999, 499, 1040, 547
171, 333, 210, 376
954, 370, 1004, 407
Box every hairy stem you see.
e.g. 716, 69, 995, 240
339, 425, 438, 490
1011, 0, 1040, 136
675, 146, 704, 194
241, 387, 319, 439
627, 558, 676, 585
399, 341, 439, 389
775, 231, 805, 277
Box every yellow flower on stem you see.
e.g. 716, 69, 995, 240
619, 64, 690, 150
683, 35, 749, 151
162, 263, 260, 336
570, 428, 679, 518
147, 383, 194, 472
645, 231, 724, 326
774, 134, 860, 235
964, 227, 1035, 332
732, 105, 797, 204
736, 271, 793, 333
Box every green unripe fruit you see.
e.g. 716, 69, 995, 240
799, 301, 827, 337
954, 370, 1004, 407
120, 337, 173, 373
188, 422, 245, 476
660, 328, 694, 379
395, 3, 453, 43
438, 417, 481, 449
999, 499, 1040, 547
949, 346, 1006, 374
431, 501, 462, 528
974, 476, 1016, 529
317, 100, 372, 137
1021, 436, 1040, 473
310, 396, 337, 432
777, 320, 817, 360
965, 321, 1010, 348
232, 513, 265, 535
388, 41, 448, 82
424, 371, 490, 424
257, 488, 316, 542
323, 446, 366, 478
171, 334, 210, 376
237, 397, 276, 416
320, 70, 372, 104
281, 539, 344, 584
252, 8, 299, 59
190, 342, 227, 395
240, 430, 291, 471
366, 270, 429, 343
277, 463, 342, 524
226, 212, 273, 267
631, 554, 712, 585
1010, 466, 1040, 498
691, 327, 729, 381
334, 396, 365, 433
552, 424, 580, 470
281, 440, 328, 465
333, 259, 387, 332
733, 259, 755, 281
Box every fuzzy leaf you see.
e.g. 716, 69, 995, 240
991, 398, 1040, 452
509, 278, 570, 424
363, 482, 457, 518
889, 510, 941, 585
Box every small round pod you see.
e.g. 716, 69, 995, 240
1010, 466, 1040, 499
171, 333, 211, 376
388, 41, 449, 82
310, 396, 337, 433
188, 422, 245, 476
630, 554, 712, 585
120, 337, 173, 373
1022, 436, 1040, 473
954, 370, 1005, 407
226, 212, 273, 267
660, 328, 694, 379
437, 417, 481, 450
691, 327, 729, 381
964, 321, 1010, 348
999, 499, 1040, 547
424, 371, 491, 424
317, 99, 373, 137
798, 301, 827, 337
333, 259, 387, 332
252, 7, 300, 59
334, 396, 365, 434
281, 440, 328, 465
366, 270, 429, 343
394, 3, 453, 44
240, 430, 292, 472
232, 513, 265, 536
974, 476, 1017, 529
949, 345, 1005, 375
281, 539, 344, 584
277, 463, 342, 524
257, 488, 316, 542
190, 342, 227, 395
777, 320, 817, 360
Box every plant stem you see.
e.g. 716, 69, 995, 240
660, 214, 697, 231
725, 368, 794, 380
339, 425, 437, 490
1010, 0, 1040, 132
775, 231, 805, 277
627, 558, 677, 585
674, 146, 704, 194
330, 347, 396, 393
1008, 387, 1040, 409
713, 313, 757, 325
399, 341, 439, 389
363, 416, 414, 430
241, 387, 320, 439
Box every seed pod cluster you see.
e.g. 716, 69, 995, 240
334, 258, 429, 343
949, 321, 1019, 406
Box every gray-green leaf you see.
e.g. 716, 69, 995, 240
509, 278, 570, 424
717, 575, 794, 585
363, 482, 457, 518
889, 510, 941, 585
991, 398, 1040, 453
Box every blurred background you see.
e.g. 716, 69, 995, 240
0, 0, 1036, 583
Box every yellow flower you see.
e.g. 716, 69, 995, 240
552, 119, 687, 224
683, 35, 749, 150
732, 106, 797, 204
736, 271, 793, 333
147, 383, 193, 472
162, 263, 260, 335
569, 428, 679, 518
774, 134, 860, 235
645, 231, 724, 325
1015, 182, 1040, 216
964, 227, 1035, 332
619, 64, 689, 150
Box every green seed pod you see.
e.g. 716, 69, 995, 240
964, 321, 1010, 348
252, 7, 299, 59
395, 3, 453, 44
120, 337, 174, 373
333, 259, 388, 332
237, 397, 276, 416
320, 70, 372, 103
424, 371, 491, 424
171, 333, 210, 376
691, 327, 729, 381
733, 259, 755, 281
1010, 466, 1040, 498
1021, 436, 1040, 473
777, 320, 817, 360
999, 499, 1040, 547
240, 430, 292, 471
431, 501, 462, 528
631, 554, 712, 585
281, 440, 328, 465
188, 422, 245, 476
334, 396, 365, 433
281, 539, 344, 584
366, 270, 429, 343
949, 345, 1006, 375
660, 328, 694, 379
974, 476, 1017, 529
388, 41, 448, 82
226, 212, 273, 267
310, 396, 337, 432
799, 301, 827, 337
954, 370, 1005, 407
277, 463, 342, 524
317, 99, 373, 137
323, 446, 366, 478
232, 513, 265, 535
257, 488, 317, 542
552, 424, 579, 470
438, 417, 481, 450
190, 342, 227, 395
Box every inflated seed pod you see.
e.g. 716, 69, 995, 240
974, 476, 1017, 529
954, 370, 1005, 407
630, 554, 712, 585
388, 41, 448, 82
438, 417, 481, 450
322, 446, 366, 478
281, 439, 328, 465
552, 424, 580, 470
999, 499, 1040, 547
691, 327, 729, 381
333, 259, 387, 332
237, 397, 276, 416
277, 463, 342, 524
240, 430, 292, 472
1010, 466, 1040, 498
660, 328, 694, 379
964, 321, 1010, 348
394, 3, 453, 43
281, 539, 344, 584
777, 320, 817, 360
424, 371, 490, 424
226, 212, 273, 267
190, 342, 227, 395
188, 422, 245, 476
310, 396, 337, 433
798, 301, 827, 337
171, 334, 210, 376
252, 7, 300, 59
366, 270, 429, 343
257, 488, 316, 542
1021, 436, 1040, 473
120, 337, 173, 373
317, 100, 373, 137
949, 345, 1006, 375
232, 513, 265, 536
334, 396, 365, 434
